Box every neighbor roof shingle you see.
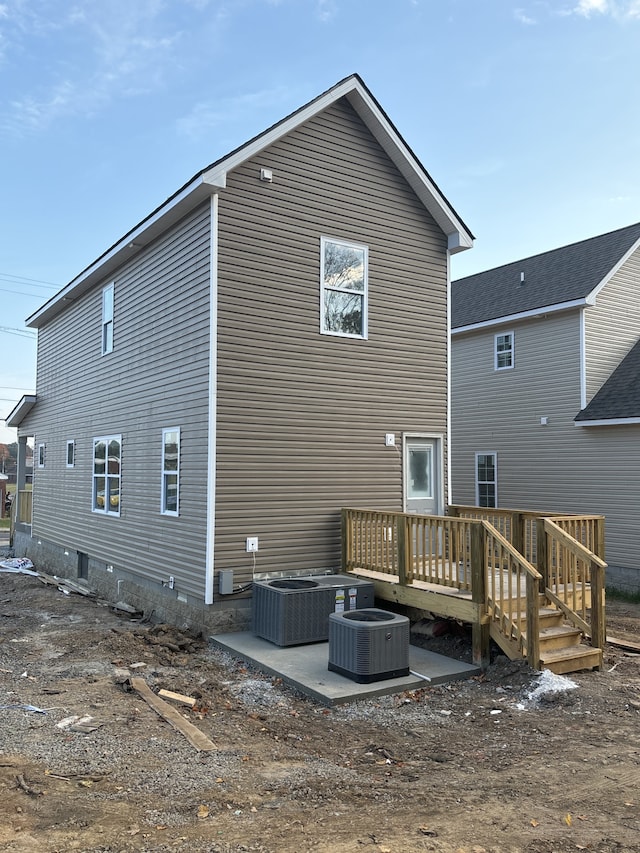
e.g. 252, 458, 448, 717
452, 222, 640, 329
575, 338, 640, 422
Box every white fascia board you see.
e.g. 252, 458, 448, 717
203, 78, 474, 253
587, 235, 640, 302
27, 176, 214, 329
451, 297, 588, 335
6, 394, 37, 427
575, 417, 640, 427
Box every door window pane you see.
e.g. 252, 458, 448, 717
408, 448, 433, 499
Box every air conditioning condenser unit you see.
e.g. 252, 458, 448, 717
252, 574, 375, 646
328, 608, 410, 683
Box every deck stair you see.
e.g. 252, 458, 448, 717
491, 598, 603, 675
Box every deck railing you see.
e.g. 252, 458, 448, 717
538, 517, 606, 651
342, 506, 606, 668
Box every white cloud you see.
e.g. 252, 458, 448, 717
515, 8, 537, 24
176, 85, 293, 141
0, 0, 189, 134
571, 0, 640, 17
574, 0, 609, 16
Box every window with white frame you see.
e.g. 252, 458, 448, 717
66, 440, 75, 468
37, 443, 46, 468
476, 452, 497, 508
161, 428, 180, 515
494, 331, 514, 370
320, 237, 368, 338
92, 435, 121, 514
102, 283, 114, 355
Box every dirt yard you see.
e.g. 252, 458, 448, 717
1, 567, 639, 853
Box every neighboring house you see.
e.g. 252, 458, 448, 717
451, 221, 640, 592
7, 74, 473, 632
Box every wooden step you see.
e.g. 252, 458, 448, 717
537, 624, 583, 652
539, 645, 602, 675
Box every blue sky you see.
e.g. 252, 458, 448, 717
2, 0, 639, 443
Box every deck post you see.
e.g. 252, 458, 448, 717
525, 573, 541, 668
536, 518, 549, 593
511, 512, 525, 557
341, 509, 348, 573
396, 514, 410, 586
470, 522, 490, 670
590, 559, 606, 663
594, 517, 606, 563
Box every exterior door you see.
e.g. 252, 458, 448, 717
404, 437, 441, 516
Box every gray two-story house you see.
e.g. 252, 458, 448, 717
451, 222, 640, 592
8, 74, 473, 632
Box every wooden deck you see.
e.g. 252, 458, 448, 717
342, 506, 606, 674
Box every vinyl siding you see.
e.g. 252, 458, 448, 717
214, 99, 448, 584
22, 204, 211, 596
451, 311, 583, 509
584, 247, 640, 402
452, 308, 640, 573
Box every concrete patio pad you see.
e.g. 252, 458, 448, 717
209, 631, 481, 706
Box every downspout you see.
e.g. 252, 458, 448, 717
205, 194, 219, 605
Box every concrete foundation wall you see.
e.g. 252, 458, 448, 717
12, 531, 251, 636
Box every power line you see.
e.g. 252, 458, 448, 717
0, 326, 37, 338
0, 272, 60, 289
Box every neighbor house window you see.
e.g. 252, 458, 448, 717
476, 452, 497, 508
37, 443, 46, 468
102, 283, 114, 355
161, 427, 180, 515
320, 237, 368, 338
495, 331, 514, 370
93, 435, 121, 515
66, 440, 75, 468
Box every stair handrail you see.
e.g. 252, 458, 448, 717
480, 520, 543, 667
539, 518, 607, 652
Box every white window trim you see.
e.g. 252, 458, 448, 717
37, 443, 46, 468
92, 434, 121, 516
320, 236, 368, 340
475, 451, 497, 508
66, 440, 75, 468
102, 282, 114, 355
161, 427, 180, 516
494, 330, 514, 371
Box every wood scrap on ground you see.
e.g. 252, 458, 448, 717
128, 677, 215, 752
158, 689, 197, 708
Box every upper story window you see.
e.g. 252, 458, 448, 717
93, 435, 121, 515
495, 331, 514, 370
66, 440, 75, 468
102, 283, 114, 355
37, 443, 46, 468
161, 427, 180, 516
320, 237, 368, 339
476, 452, 497, 508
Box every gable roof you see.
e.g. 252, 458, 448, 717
28, 73, 473, 329
452, 221, 640, 331
575, 337, 640, 424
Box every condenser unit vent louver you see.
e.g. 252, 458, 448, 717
252, 574, 375, 646
328, 608, 410, 683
